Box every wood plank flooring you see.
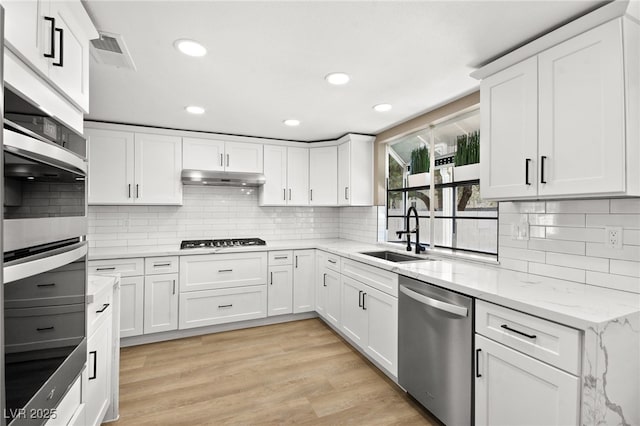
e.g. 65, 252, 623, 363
113, 318, 439, 425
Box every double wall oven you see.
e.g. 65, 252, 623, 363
3, 85, 88, 425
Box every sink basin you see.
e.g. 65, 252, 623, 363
359, 251, 433, 263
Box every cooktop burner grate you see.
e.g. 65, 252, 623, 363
180, 238, 266, 249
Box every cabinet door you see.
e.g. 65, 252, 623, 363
143, 273, 178, 334
3, 0, 50, 75
47, 1, 91, 111
225, 141, 263, 173
260, 145, 287, 205
287, 147, 309, 205
293, 250, 315, 313
85, 316, 113, 426
87, 129, 135, 205
267, 265, 293, 316
475, 334, 580, 426
538, 20, 625, 197
337, 142, 350, 205
315, 252, 327, 317
364, 285, 398, 377
324, 269, 341, 327
119, 276, 143, 338
182, 138, 225, 171
340, 276, 367, 348
480, 56, 538, 200
309, 146, 338, 205
134, 133, 182, 204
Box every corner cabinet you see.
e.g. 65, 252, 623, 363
337, 135, 375, 206
479, 17, 640, 200
86, 128, 183, 205
309, 146, 338, 205
259, 145, 309, 206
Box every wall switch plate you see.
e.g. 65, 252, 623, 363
605, 226, 623, 249
511, 222, 530, 241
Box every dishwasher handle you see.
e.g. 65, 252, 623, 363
400, 285, 468, 317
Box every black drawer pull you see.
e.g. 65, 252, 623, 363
153, 263, 171, 267
44, 17, 56, 58
96, 267, 116, 271
328, 259, 336, 264
323, 273, 327, 287
89, 351, 97, 380
37, 283, 56, 288
501, 324, 537, 339
274, 256, 288, 260
218, 304, 233, 308
36, 326, 55, 332
358, 290, 363, 308
53, 27, 64, 67
96, 303, 110, 313
362, 293, 367, 310
540, 156, 547, 184
218, 269, 233, 273
476, 349, 482, 377
525, 158, 531, 185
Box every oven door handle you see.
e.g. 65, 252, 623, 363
3, 242, 87, 283
400, 285, 468, 317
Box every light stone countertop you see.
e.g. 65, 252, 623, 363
88, 238, 640, 330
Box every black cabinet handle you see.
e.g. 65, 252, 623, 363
274, 256, 288, 260
36, 326, 54, 331
328, 259, 336, 264
295, 256, 298, 269
540, 156, 547, 184
358, 290, 363, 308
153, 263, 171, 267
128, 184, 131, 198
89, 351, 97, 380
218, 304, 232, 308
218, 269, 233, 273
289, 188, 292, 201
323, 273, 327, 287
172, 280, 176, 295
310, 189, 313, 201
270, 271, 273, 285
525, 158, 531, 185
53, 27, 64, 67
476, 349, 482, 377
220, 153, 224, 167
501, 324, 537, 339
362, 293, 367, 310
44, 17, 56, 58
96, 267, 116, 271
136, 184, 140, 198
37, 283, 56, 288
283, 188, 286, 201
96, 303, 110, 313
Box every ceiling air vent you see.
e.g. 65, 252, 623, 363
90, 31, 136, 70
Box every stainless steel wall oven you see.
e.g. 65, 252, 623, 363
3, 85, 88, 426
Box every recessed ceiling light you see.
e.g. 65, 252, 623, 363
185, 105, 205, 115
174, 39, 207, 57
373, 103, 392, 112
283, 119, 300, 127
325, 72, 350, 85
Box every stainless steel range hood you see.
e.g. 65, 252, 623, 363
181, 169, 266, 187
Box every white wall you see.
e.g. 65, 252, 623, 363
88, 186, 381, 248
499, 199, 640, 294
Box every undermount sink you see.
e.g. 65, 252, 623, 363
359, 250, 434, 263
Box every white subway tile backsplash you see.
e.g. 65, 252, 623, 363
528, 262, 586, 283
498, 199, 640, 294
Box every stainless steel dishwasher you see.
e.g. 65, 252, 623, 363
398, 276, 473, 426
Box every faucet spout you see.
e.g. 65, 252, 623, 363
405, 206, 425, 254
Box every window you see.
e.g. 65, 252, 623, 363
385, 109, 498, 257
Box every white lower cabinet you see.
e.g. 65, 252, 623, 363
179, 286, 267, 329
143, 273, 179, 334
119, 276, 144, 338
84, 305, 113, 426
45, 376, 84, 426
322, 268, 341, 328
475, 334, 580, 426
293, 250, 315, 313
268, 265, 293, 316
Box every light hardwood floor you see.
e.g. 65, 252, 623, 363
113, 318, 440, 425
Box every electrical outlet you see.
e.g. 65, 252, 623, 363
605, 226, 623, 249
511, 222, 530, 241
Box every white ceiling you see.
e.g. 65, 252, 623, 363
84, 0, 604, 142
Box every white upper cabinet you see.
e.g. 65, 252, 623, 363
309, 146, 338, 205
182, 138, 225, 171
478, 17, 640, 200
287, 147, 310, 205
337, 135, 374, 206
3, 0, 96, 112
537, 19, 625, 197
87, 128, 182, 205
182, 138, 263, 173
480, 57, 538, 200
259, 145, 309, 206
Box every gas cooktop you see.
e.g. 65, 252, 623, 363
180, 238, 266, 249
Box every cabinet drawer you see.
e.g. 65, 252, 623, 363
89, 258, 144, 277
180, 252, 267, 292
268, 250, 293, 266
323, 252, 341, 272
5, 305, 84, 352
145, 256, 179, 275
476, 300, 581, 375
45, 376, 82, 426
341, 258, 398, 297
179, 285, 267, 329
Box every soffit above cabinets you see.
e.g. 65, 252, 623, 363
84, 0, 606, 141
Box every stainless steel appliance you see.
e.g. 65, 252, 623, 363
398, 276, 473, 426
180, 238, 266, 249
1, 6, 6, 425
3, 88, 87, 253
181, 170, 266, 187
